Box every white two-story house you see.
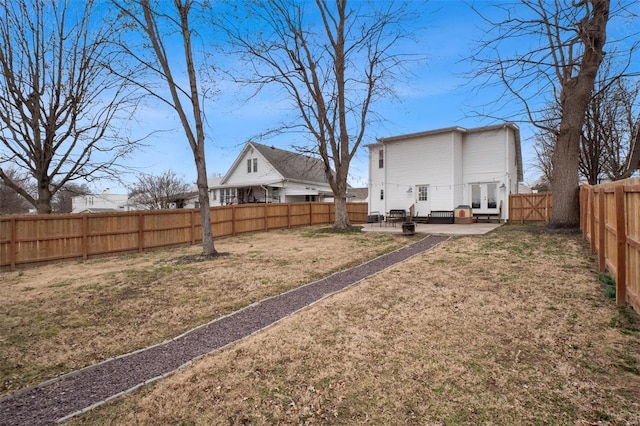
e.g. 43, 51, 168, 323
368, 123, 523, 221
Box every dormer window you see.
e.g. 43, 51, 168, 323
247, 158, 258, 173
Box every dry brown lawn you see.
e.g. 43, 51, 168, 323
0, 227, 411, 398
63, 224, 640, 425
1, 226, 640, 425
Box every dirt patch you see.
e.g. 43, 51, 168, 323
67, 224, 640, 425
0, 227, 409, 398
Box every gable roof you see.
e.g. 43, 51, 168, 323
223, 142, 330, 184
371, 122, 524, 183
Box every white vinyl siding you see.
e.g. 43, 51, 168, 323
368, 144, 386, 214
368, 124, 519, 220
462, 130, 505, 184
226, 150, 279, 186
384, 133, 454, 212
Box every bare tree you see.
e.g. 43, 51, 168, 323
128, 170, 191, 210
532, 128, 555, 185
533, 58, 640, 185
0, 0, 140, 214
0, 167, 33, 214
222, 0, 417, 228
594, 77, 640, 180
473, 0, 613, 227
113, 0, 216, 256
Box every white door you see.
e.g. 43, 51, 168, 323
415, 184, 430, 216
471, 183, 499, 213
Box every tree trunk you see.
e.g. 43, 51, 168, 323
36, 184, 52, 214
550, 126, 581, 226
195, 151, 216, 257
333, 195, 351, 228
550, 0, 609, 227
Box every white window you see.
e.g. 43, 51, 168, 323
380, 189, 384, 200
378, 149, 384, 168
253, 158, 258, 172
417, 185, 428, 201
247, 158, 258, 173
222, 188, 237, 204
247, 159, 252, 173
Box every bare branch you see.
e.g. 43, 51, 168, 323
0, 0, 142, 213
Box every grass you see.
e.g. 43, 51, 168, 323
0, 226, 408, 397
3, 224, 640, 425
62, 224, 640, 426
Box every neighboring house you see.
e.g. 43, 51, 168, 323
367, 123, 523, 221
209, 142, 333, 205
71, 190, 132, 213
167, 191, 199, 209
346, 187, 368, 203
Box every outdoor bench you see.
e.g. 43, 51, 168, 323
428, 210, 454, 224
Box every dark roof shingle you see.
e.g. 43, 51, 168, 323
251, 142, 330, 183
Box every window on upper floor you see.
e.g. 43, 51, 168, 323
380, 189, 384, 200
378, 149, 384, 168
247, 158, 258, 173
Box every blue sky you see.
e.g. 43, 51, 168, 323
103, 0, 636, 193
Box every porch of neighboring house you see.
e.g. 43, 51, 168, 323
220, 184, 324, 205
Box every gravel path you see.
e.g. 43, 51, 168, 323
0, 234, 448, 426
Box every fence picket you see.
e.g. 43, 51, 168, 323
0, 202, 368, 270
581, 178, 640, 312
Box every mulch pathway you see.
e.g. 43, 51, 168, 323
0, 234, 448, 426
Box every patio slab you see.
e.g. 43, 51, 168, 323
360, 221, 502, 236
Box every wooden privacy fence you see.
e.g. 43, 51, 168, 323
0, 202, 368, 270
580, 178, 640, 312
509, 192, 552, 223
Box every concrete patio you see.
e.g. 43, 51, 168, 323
360, 221, 502, 236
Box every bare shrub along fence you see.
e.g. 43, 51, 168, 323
1, 202, 368, 270
580, 178, 640, 312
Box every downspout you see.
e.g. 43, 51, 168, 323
384, 143, 388, 216
504, 125, 510, 220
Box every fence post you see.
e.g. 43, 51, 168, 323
545, 193, 550, 223
287, 204, 291, 228
264, 203, 268, 231
232, 205, 236, 236
190, 210, 196, 245
138, 212, 144, 252
589, 187, 596, 254
598, 189, 606, 272
579, 188, 585, 235
10, 217, 16, 270
615, 185, 627, 306
82, 214, 88, 260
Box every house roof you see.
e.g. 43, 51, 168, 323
370, 122, 524, 183
346, 187, 368, 201
223, 142, 330, 184
169, 190, 199, 201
